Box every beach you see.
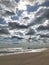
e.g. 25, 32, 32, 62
0, 49, 49, 65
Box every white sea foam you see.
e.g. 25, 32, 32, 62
0, 48, 48, 56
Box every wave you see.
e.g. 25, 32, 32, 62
0, 48, 48, 56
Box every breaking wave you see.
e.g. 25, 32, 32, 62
0, 48, 47, 56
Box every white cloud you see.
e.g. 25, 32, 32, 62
35, 7, 49, 17
0, 0, 49, 43
43, 20, 49, 26
0, 0, 17, 17
18, 0, 28, 10
21, 0, 46, 6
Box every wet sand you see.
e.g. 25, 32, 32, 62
0, 50, 49, 65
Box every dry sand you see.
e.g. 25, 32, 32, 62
0, 50, 49, 65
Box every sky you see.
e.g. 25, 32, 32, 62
0, 0, 49, 45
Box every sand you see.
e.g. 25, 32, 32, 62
0, 50, 49, 65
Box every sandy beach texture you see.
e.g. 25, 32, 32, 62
0, 50, 49, 65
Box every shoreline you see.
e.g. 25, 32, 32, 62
0, 48, 48, 56
0, 49, 49, 65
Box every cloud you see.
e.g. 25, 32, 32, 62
0, 23, 8, 28
8, 22, 28, 29
18, 1, 27, 10
27, 7, 49, 27
0, 0, 17, 17
35, 7, 49, 19
23, 17, 29, 19
26, 28, 36, 35
37, 24, 49, 31
40, 34, 49, 38
24, 0, 47, 6
0, 0, 49, 44
11, 9, 23, 20
11, 36, 23, 40
0, 28, 10, 35
28, 0, 49, 5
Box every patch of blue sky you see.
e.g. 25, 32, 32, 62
40, 1, 49, 7
26, 3, 39, 13
11, 9, 23, 20
15, 0, 20, 3
26, 1, 49, 14
0, 18, 6, 24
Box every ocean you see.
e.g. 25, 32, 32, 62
0, 47, 47, 56
0, 0, 49, 56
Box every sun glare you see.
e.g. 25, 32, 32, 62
18, 1, 28, 10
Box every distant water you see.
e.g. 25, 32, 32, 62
0, 0, 49, 54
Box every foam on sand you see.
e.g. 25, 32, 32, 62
0, 48, 48, 56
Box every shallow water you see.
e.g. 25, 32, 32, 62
0, 48, 48, 56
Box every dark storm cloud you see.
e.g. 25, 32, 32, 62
0, 0, 17, 17
28, 17, 44, 27
5, 11, 15, 16
0, 0, 16, 7
35, 8, 49, 19
0, 24, 8, 28
0, 28, 10, 34
28, 8, 49, 27
40, 34, 49, 38
0, 10, 15, 17
8, 22, 29, 29
37, 25, 49, 30
26, 29, 36, 35
11, 36, 23, 40
23, 17, 29, 20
